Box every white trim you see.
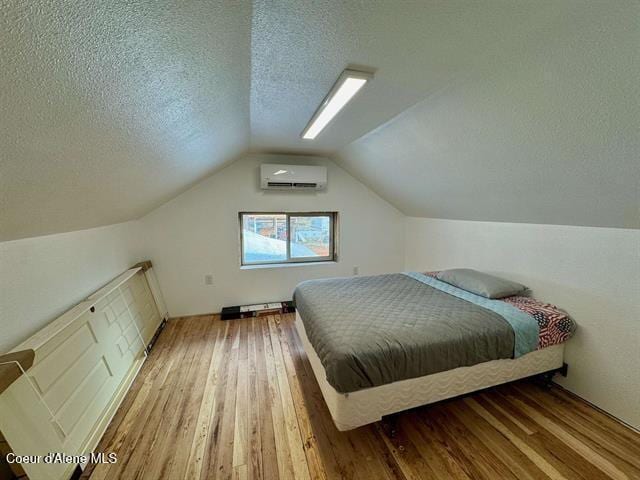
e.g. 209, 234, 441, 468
240, 261, 337, 270
239, 212, 337, 267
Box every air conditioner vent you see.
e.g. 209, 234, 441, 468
267, 182, 294, 187
261, 164, 327, 190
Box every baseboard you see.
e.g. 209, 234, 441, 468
551, 381, 639, 434
168, 311, 221, 320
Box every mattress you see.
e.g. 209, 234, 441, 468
295, 313, 565, 431
294, 274, 522, 393
294, 273, 574, 395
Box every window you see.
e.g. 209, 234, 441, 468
240, 212, 336, 266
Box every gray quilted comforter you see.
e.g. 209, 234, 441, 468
293, 274, 515, 393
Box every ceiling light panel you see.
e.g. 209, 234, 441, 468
302, 69, 373, 140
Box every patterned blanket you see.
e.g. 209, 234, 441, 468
502, 296, 575, 348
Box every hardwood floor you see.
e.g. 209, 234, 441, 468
84, 313, 640, 480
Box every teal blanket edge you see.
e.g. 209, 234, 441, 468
403, 272, 539, 357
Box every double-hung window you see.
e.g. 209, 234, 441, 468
240, 212, 337, 266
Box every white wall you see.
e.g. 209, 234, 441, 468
0, 222, 142, 352
405, 217, 640, 429
139, 154, 405, 317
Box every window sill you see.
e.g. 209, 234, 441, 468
240, 261, 337, 270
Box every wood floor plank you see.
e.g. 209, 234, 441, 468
127, 316, 210, 479
282, 316, 368, 480
202, 320, 238, 480
168, 317, 222, 479
548, 386, 640, 447
88, 313, 640, 480
478, 392, 618, 480
268, 317, 311, 480
403, 412, 472, 480
342, 423, 402, 480
479, 392, 536, 435
428, 404, 520, 480
281, 320, 352, 479
233, 321, 249, 471
376, 419, 438, 480
253, 317, 280, 480
511, 396, 629, 480
464, 397, 570, 480
511, 383, 640, 472
274, 316, 327, 480
234, 464, 248, 480
261, 318, 296, 480
184, 322, 228, 480
246, 319, 263, 480
366, 426, 408, 480
447, 399, 548, 480
153, 317, 220, 479
212, 321, 242, 480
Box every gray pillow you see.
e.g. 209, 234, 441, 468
436, 268, 528, 299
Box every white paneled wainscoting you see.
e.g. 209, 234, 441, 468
0, 262, 167, 480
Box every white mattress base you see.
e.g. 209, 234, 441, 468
295, 312, 564, 431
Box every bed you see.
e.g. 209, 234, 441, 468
293, 271, 575, 431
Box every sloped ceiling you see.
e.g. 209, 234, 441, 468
336, 1, 640, 229
2, 1, 638, 241
337, 2, 640, 228
249, 0, 548, 154
250, 0, 639, 229
0, 1, 251, 241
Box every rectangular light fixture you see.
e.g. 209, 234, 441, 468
301, 69, 373, 140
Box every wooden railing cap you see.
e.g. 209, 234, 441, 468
133, 260, 153, 272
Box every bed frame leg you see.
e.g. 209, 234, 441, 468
380, 414, 400, 439
536, 363, 569, 389
559, 362, 568, 377
539, 371, 555, 389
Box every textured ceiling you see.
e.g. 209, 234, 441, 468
0, 1, 251, 240
249, 0, 550, 154
2, 1, 638, 241
335, 1, 640, 229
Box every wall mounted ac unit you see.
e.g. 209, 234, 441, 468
260, 164, 327, 190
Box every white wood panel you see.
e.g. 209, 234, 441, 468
29, 322, 95, 395
0, 268, 163, 480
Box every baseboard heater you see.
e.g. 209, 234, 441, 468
221, 301, 295, 320
0, 261, 168, 480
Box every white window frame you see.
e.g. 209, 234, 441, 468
239, 212, 337, 266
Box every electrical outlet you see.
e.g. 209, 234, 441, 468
353, 266, 359, 276
204, 274, 214, 285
